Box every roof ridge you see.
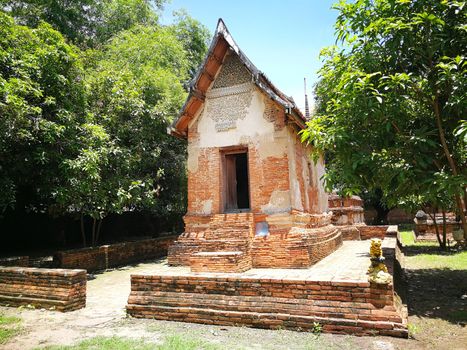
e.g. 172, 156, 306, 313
169, 19, 306, 138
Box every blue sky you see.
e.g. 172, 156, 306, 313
161, 0, 339, 112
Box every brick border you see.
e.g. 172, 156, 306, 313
54, 235, 177, 272
0, 267, 86, 312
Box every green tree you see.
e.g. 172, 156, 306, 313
1, 0, 166, 47
1, 5, 209, 246
96, 0, 161, 44
301, 0, 467, 245
0, 11, 88, 214
0, 0, 103, 46
169, 9, 211, 77
53, 25, 190, 246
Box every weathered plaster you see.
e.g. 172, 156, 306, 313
197, 88, 277, 150
202, 199, 213, 215
261, 190, 292, 214
287, 127, 303, 211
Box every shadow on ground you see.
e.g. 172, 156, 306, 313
403, 244, 463, 256
400, 267, 467, 326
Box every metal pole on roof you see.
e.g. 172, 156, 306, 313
304, 77, 310, 120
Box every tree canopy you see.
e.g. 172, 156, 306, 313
301, 0, 467, 241
0, 1, 210, 245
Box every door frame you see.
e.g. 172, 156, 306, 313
220, 145, 251, 213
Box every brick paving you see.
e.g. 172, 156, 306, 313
138, 239, 379, 282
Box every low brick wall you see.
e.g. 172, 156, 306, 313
127, 272, 407, 337
54, 235, 176, 272
251, 226, 343, 268
359, 225, 397, 240
106, 236, 175, 267
54, 247, 107, 272
0, 267, 86, 311
190, 251, 252, 273
0, 256, 29, 267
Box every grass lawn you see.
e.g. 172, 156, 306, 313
0, 313, 21, 344
399, 230, 467, 347
40, 335, 223, 350
399, 230, 467, 270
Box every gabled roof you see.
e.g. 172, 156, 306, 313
168, 18, 306, 139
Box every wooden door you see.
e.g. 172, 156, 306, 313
224, 154, 237, 211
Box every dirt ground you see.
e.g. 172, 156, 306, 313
1, 252, 466, 350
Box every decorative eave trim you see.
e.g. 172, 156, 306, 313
206, 82, 253, 99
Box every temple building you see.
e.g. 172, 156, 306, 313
167, 19, 342, 271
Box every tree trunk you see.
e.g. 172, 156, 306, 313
95, 218, 103, 247
442, 210, 447, 249
454, 195, 467, 240
80, 214, 87, 247
372, 205, 391, 225
429, 209, 445, 250
433, 98, 467, 239
91, 218, 96, 247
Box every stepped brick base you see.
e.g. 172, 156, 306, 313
0, 267, 86, 311
168, 213, 252, 267
127, 240, 407, 337
127, 275, 406, 337
190, 251, 251, 273
169, 212, 342, 270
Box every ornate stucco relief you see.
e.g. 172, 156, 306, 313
212, 52, 251, 88
205, 83, 254, 132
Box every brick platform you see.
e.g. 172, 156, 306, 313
54, 235, 176, 272
127, 239, 408, 337
0, 267, 86, 311
169, 212, 343, 270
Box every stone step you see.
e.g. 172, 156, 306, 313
190, 251, 251, 273
128, 291, 402, 323
126, 304, 407, 337
168, 239, 250, 266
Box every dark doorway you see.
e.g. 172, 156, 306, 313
224, 151, 250, 212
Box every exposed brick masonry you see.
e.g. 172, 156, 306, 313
127, 275, 406, 337
0, 267, 86, 311
55, 236, 176, 272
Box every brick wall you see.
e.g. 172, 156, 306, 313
0, 267, 86, 311
127, 274, 407, 337
251, 225, 342, 268
0, 256, 29, 267
54, 246, 107, 272
359, 226, 394, 240
169, 212, 343, 269
55, 236, 176, 272
190, 251, 252, 273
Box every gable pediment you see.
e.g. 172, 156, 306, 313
168, 19, 306, 139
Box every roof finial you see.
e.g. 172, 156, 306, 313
304, 77, 310, 119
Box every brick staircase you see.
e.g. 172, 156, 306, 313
168, 213, 254, 272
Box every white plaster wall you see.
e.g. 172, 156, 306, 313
186, 83, 328, 215
196, 87, 286, 154
287, 126, 329, 213
187, 86, 291, 214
